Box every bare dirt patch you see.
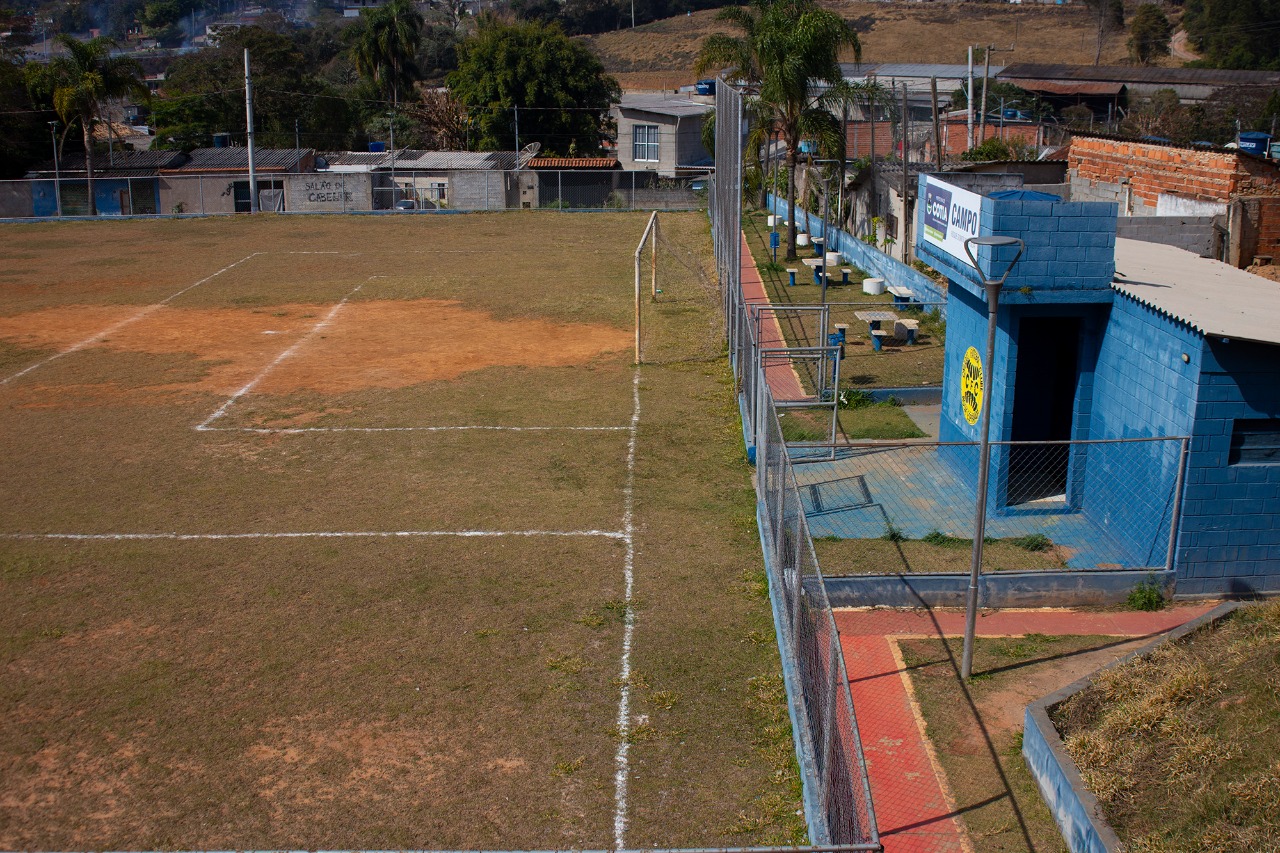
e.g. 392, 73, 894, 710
0, 299, 629, 403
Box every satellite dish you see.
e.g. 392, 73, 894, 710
517, 141, 541, 169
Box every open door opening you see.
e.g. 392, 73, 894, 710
1009, 317, 1081, 505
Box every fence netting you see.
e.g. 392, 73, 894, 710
711, 79, 881, 852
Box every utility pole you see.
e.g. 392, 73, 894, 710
295, 118, 300, 149
931, 77, 943, 171
900, 83, 910, 263
244, 48, 258, 213
980, 46, 991, 147
389, 112, 397, 207
966, 46, 975, 150
49, 121, 62, 217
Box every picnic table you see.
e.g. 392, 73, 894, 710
853, 310, 898, 331
854, 310, 899, 352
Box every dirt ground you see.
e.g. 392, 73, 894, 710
900, 633, 1154, 853
0, 213, 803, 849
588, 1, 1143, 89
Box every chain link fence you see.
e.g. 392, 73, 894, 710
712, 78, 881, 852
0, 170, 708, 218
793, 437, 1189, 575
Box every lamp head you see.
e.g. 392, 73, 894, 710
963, 234, 1025, 287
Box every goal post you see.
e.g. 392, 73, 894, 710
634, 210, 659, 365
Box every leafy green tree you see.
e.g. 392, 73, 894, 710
351, 0, 423, 107
25, 35, 146, 215
155, 26, 356, 151
0, 54, 46, 177
1184, 0, 1280, 69
446, 17, 620, 154
1128, 4, 1173, 65
698, 0, 858, 260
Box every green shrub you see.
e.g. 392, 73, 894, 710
1126, 573, 1167, 611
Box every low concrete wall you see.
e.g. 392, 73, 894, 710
1022, 601, 1239, 853
823, 568, 1174, 609
1116, 214, 1217, 257
767, 193, 947, 310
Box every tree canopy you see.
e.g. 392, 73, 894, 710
351, 0, 423, 107
446, 17, 619, 155
1184, 0, 1280, 69
25, 35, 146, 214
697, 0, 857, 259
1128, 4, 1173, 65
154, 26, 356, 151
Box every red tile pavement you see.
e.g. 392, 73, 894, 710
834, 605, 1218, 853
739, 232, 807, 401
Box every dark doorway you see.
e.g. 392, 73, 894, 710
1009, 317, 1080, 504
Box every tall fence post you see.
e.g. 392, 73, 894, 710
1167, 436, 1190, 573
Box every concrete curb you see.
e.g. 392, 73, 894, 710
824, 569, 1176, 609
1022, 601, 1240, 853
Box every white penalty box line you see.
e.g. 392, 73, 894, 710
0, 252, 264, 387
3, 529, 626, 541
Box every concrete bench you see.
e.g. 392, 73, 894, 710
886, 284, 915, 310
787, 268, 798, 287
894, 318, 920, 345
870, 329, 888, 352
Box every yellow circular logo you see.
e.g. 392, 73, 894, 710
961, 346, 983, 425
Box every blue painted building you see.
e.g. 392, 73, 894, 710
916, 174, 1280, 597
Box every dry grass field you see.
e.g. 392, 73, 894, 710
587, 1, 1144, 91
0, 212, 804, 850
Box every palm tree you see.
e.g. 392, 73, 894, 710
697, 0, 859, 260
352, 0, 424, 108
26, 35, 146, 216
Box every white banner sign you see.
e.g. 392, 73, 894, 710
920, 176, 984, 264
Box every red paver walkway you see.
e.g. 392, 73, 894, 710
834, 605, 1218, 853
739, 232, 807, 401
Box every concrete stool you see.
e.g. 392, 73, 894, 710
787, 268, 798, 287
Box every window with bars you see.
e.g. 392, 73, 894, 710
633, 125, 660, 162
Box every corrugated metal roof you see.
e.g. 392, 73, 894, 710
1003, 78, 1125, 96
528, 157, 619, 169
846, 63, 1005, 80
322, 151, 390, 167
28, 149, 186, 177
390, 150, 517, 170
1000, 63, 1280, 87
1113, 239, 1280, 345
164, 148, 311, 171
617, 93, 713, 118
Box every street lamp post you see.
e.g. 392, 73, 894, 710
48, 121, 62, 218
960, 234, 1025, 680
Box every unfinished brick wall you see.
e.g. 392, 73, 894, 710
1069, 136, 1280, 208
1257, 196, 1280, 258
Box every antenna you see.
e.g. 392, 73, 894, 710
516, 141, 541, 170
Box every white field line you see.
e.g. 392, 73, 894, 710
2, 530, 626, 541
196, 279, 365, 430
0, 252, 263, 386
613, 368, 641, 849
199, 425, 631, 434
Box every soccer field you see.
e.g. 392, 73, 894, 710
0, 213, 802, 850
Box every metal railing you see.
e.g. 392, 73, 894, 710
0, 170, 709, 218
711, 78, 881, 851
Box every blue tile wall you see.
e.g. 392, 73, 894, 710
914, 175, 1117, 306
1179, 336, 1280, 595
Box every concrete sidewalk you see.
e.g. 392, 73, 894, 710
834, 605, 1217, 853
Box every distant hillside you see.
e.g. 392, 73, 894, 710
585, 1, 1149, 91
